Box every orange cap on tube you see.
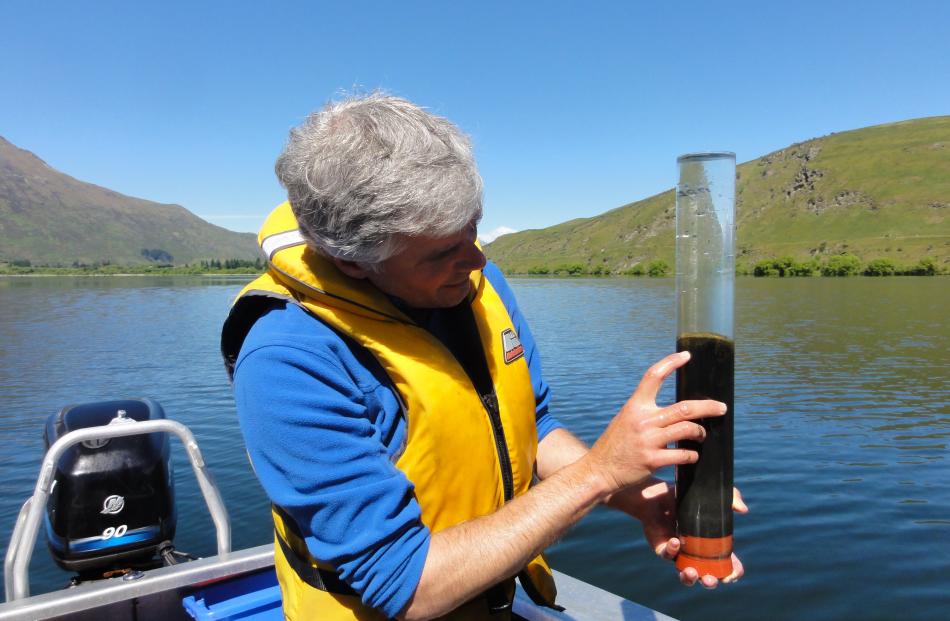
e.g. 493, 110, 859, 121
675, 534, 733, 579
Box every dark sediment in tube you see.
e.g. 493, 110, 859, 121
675, 332, 734, 578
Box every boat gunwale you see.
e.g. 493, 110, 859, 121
0, 544, 273, 621
0, 544, 677, 621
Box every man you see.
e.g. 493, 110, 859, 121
221, 94, 745, 621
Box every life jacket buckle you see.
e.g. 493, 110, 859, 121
486, 582, 514, 615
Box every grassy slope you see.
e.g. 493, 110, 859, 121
485, 116, 949, 273
0, 137, 259, 265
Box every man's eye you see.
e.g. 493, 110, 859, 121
428, 246, 457, 262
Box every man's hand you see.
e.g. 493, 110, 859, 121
403, 352, 738, 619
608, 481, 749, 589
582, 351, 726, 493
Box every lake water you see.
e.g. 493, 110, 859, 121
0, 275, 947, 620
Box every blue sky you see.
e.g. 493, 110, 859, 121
2, 1, 948, 239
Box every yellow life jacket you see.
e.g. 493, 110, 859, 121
221, 202, 557, 620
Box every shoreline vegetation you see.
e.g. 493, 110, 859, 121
2, 255, 943, 278
0, 258, 265, 276
510, 254, 942, 277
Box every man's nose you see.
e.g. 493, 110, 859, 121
461, 243, 487, 271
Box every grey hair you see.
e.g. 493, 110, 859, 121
275, 93, 483, 266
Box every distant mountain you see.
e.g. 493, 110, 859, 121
0, 136, 259, 265
485, 116, 950, 273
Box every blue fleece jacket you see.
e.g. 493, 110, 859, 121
232, 262, 560, 617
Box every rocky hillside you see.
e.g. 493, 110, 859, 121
485, 116, 949, 274
0, 136, 259, 265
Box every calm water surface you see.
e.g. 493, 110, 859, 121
0, 275, 947, 620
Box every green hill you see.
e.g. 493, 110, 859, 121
0, 136, 259, 266
485, 116, 950, 274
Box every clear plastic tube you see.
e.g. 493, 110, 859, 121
674, 152, 735, 579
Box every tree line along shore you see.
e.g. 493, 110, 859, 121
512, 254, 942, 277
3, 255, 941, 277
0, 258, 265, 276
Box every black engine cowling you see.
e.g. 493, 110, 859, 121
43, 398, 176, 575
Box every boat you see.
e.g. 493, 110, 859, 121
1, 399, 677, 621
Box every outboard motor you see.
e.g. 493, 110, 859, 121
43, 398, 177, 579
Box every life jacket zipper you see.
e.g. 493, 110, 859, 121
413, 299, 516, 505
481, 392, 514, 502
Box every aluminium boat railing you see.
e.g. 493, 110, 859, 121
3, 418, 231, 601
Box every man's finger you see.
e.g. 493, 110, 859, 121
655, 537, 680, 560
732, 487, 749, 513
639, 479, 672, 501
650, 447, 699, 470
646, 400, 726, 429
679, 567, 699, 587
629, 351, 691, 407
662, 421, 707, 446
721, 553, 744, 583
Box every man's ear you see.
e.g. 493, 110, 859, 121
330, 256, 372, 280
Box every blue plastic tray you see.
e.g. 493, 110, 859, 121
182, 568, 282, 620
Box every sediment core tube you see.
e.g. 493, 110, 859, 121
674, 152, 736, 579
